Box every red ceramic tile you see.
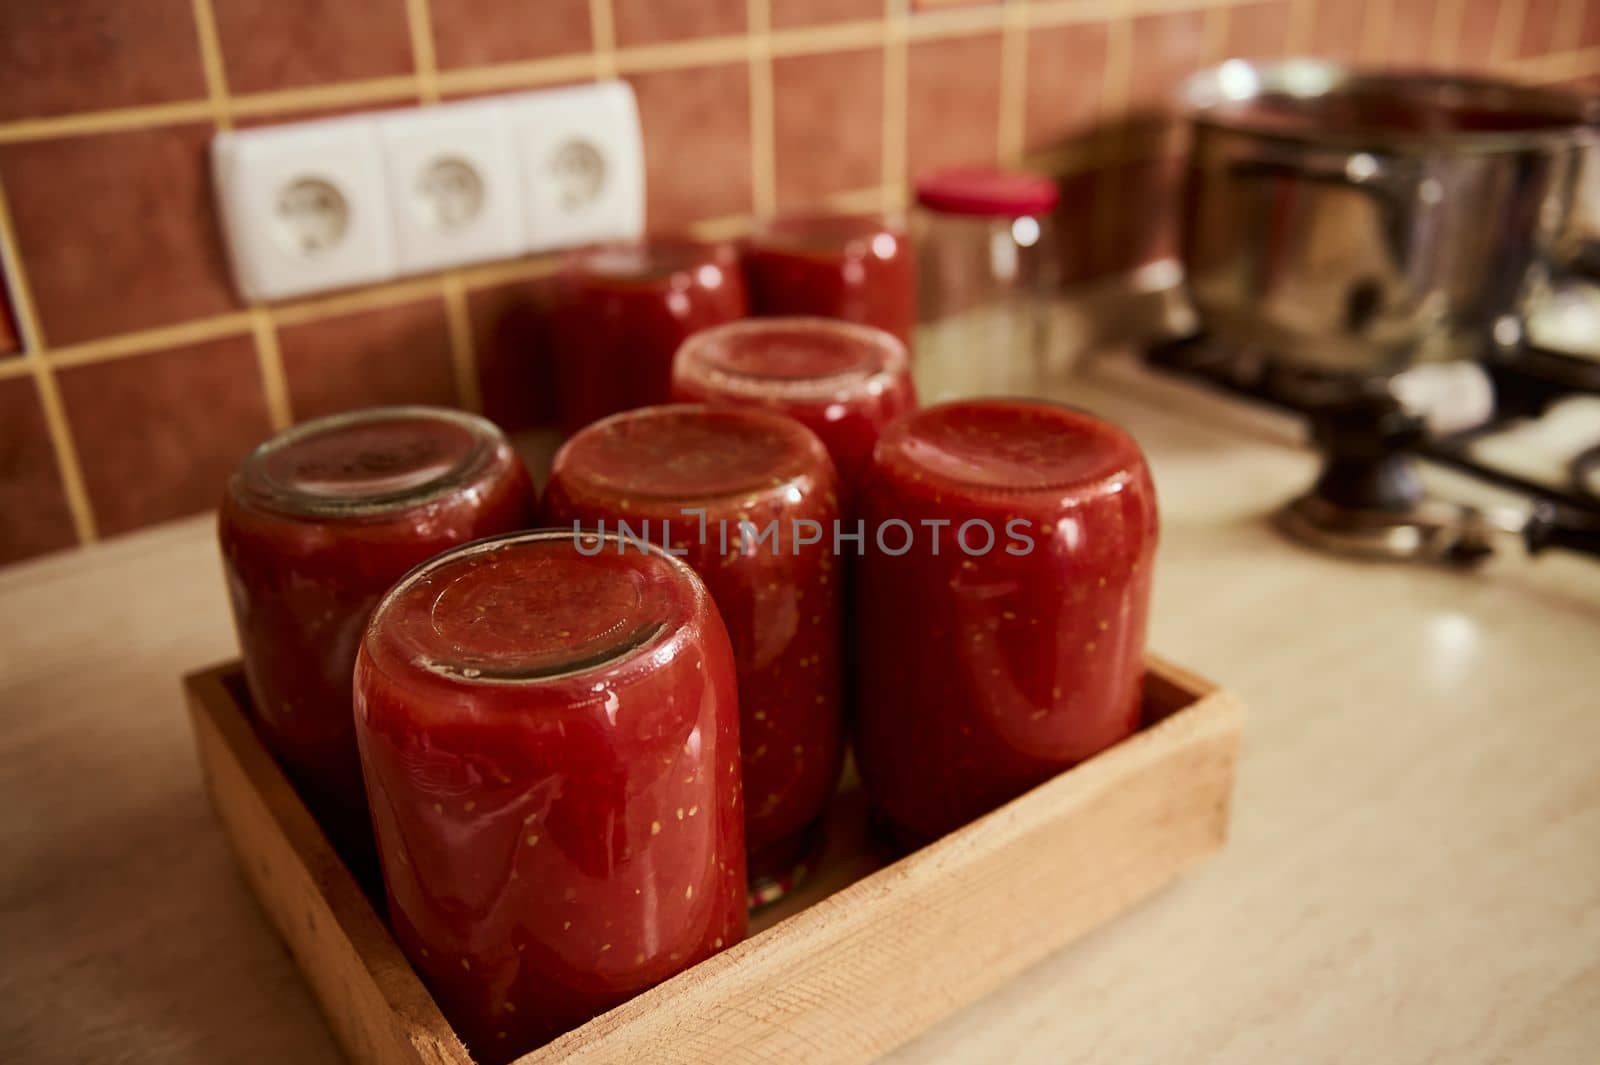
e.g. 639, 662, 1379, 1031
774, 49, 885, 207
468, 278, 558, 431
612, 0, 745, 47
1518, 0, 1564, 57
277, 298, 459, 423
1024, 21, 1110, 154
0, 124, 239, 348
56, 335, 273, 536
1387, 0, 1440, 66
629, 64, 753, 230
771, 0, 884, 29
907, 33, 1003, 180
211, 0, 414, 94
0, 377, 78, 564
0, 0, 207, 122
1455, 0, 1501, 67
1307, 0, 1369, 62
1127, 11, 1208, 116
1223, 1, 1292, 60
430, 0, 593, 69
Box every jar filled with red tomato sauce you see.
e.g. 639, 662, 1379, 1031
550, 240, 746, 433
742, 214, 916, 347
670, 317, 917, 504
218, 407, 537, 859
542, 406, 843, 905
354, 530, 747, 1061
853, 399, 1158, 843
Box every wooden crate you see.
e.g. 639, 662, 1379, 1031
184, 656, 1242, 1065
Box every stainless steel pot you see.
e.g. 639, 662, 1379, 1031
1180, 59, 1598, 378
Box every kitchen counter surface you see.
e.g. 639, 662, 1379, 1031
4, 362, 1598, 1064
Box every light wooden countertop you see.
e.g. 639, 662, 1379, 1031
3, 364, 1598, 1064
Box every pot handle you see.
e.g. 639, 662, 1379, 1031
1524, 499, 1600, 558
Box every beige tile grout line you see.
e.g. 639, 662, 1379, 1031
748, 0, 778, 218
998, 0, 1030, 168
590, 0, 618, 76
0, 174, 97, 544
405, 0, 485, 414
190, 0, 233, 129
190, 0, 296, 431
441, 276, 483, 412
882, 0, 910, 213
249, 310, 293, 430
406, 0, 443, 104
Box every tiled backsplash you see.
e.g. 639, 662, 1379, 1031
0, 0, 1596, 565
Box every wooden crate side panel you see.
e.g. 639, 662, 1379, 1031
525, 684, 1243, 1065
184, 667, 471, 1065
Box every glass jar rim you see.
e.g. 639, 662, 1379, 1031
876, 397, 1145, 499
674, 317, 909, 405
552, 403, 832, 505
232, 405, 507, 520
367, 528, 710, 686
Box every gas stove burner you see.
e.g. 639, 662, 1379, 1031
1275, 493, 1510, 565
1279, 397, 1515, 565
1144, 330, 1600, 563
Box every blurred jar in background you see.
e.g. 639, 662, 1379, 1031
550, 240, 746, 434
218, 407, 538, 864
912, 169, 1064, 403
671, 317, 917, 504
742, 214, 916, 347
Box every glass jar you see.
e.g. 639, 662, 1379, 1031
912, 169, 1064, 402
354, 530, 747, 1061
218, 406, 538, 860
542, 406, 843, 905
853, 399, 1158, 843
742, 214, 917, 346
549, 240, 747, 434
670, 317, 918, 504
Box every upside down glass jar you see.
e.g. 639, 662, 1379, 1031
742, 213, 917, 347
549, 240, 747, 433
354, 530, 747, 1062
912, 169, 1065, 402
670, 317, 918, 506
217, 407, 538, 863
853, 399, 1158, 843
542, 405, 844, 905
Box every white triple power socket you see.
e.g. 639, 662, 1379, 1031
212, 82, 645, 302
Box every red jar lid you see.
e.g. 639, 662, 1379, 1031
914, 168, 1060, 217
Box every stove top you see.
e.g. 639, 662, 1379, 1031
1143, 333, 1600, 564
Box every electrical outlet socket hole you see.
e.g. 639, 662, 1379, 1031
550, 139, 606, 212
415, 156, 487, 233
274, 177, 350, 258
